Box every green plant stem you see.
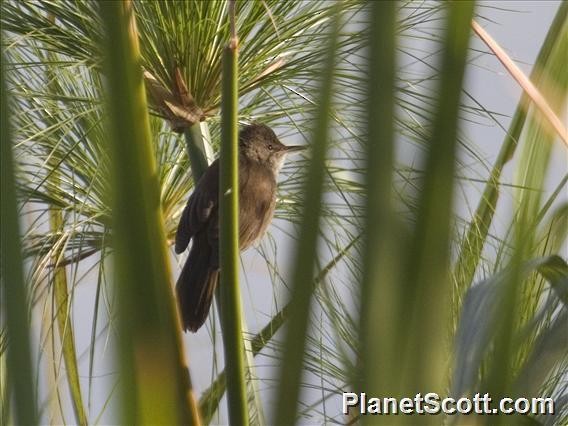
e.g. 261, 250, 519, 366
399, 0, 475, 403
184, 122, 212, 181
219, 26, 249, 423
1, 51, 39, 426
359, 1, 398, 416
274, 7, 340, 425
98, 1, 201, 424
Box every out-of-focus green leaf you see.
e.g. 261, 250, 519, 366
98, 1, 201, 424
0, 50, 39, 426
398, 1, 474, 401
359, 2, 398, 419
274, 5, 341, 424
453, 256, 568, 398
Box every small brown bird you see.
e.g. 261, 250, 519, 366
175, 123, 305, 332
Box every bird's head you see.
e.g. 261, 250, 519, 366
239, 123, 305, 173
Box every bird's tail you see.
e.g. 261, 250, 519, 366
176, 232, 219, 332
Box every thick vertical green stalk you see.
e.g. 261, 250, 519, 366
219, 2, 249, 422
0, 52, 39, 426
98, 1, 201, 425
274, 8, 340, 425
452, 3, 568, 297
399, 0, 475, 403
359, 1, 399, 420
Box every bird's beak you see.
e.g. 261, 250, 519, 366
283, 145, 307, 153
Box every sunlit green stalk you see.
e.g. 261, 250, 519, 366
98, 1, 201, 424
0, 51, 39, 426
359, 2, 399, 418
219, 1, 249, 423
274, 7, 340, 425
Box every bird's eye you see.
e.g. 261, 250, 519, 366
267, 144, 273, 151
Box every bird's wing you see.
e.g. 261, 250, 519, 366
175, 159, 220, 254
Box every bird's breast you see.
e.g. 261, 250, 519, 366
238, 164, 277, 250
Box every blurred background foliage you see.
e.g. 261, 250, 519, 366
1, 0, 566, 425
